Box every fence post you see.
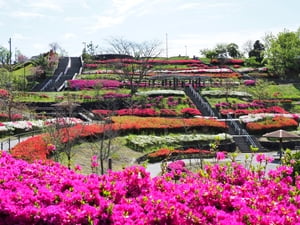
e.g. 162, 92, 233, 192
108, 158, 112, 170
8, 138, 10, 150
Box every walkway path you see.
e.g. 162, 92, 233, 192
146, 152, 282, 177
1, 133, 285, 178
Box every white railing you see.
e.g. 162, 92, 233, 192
55, 72, 63, 82
72, 73, 78, 80
41, 79, 52, 91
64, 57, 71, 75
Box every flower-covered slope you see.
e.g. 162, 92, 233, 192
0, 151, 299, 224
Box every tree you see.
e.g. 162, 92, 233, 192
0, 87, 29, 121
242, 40, 254, 57
15, 49, 28, 63
248, 40, 265, 64
0, 46, 10, 67
107, 38, 161, 95
200, 42, 241, 63
264, 29, 300, 79
32, 51, 59, 79
214, 43, 228, 59
200, 48, 218, 60
244, 79, 275, 100
226, 43, 241, 58
0, 68, 12, 89
49, 42, 67, 56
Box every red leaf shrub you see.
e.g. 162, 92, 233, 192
180, 108, 201, 117
246, 116, 298, 133
0, 89, 9, 98
159, 109, 178, 117
220, 106, 289, 116
12, 117, 227, 161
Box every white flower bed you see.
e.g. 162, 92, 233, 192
239, 113, 300, 123
136, 90, 185, 96
127, 133, 232, 151
0, 117, 83, 133
201, 90, 252, 97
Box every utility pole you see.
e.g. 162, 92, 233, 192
185, 45, 187, 57
166, 33, 168, 59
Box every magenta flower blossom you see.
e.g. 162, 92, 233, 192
0, 151, 299, 224
91, 155, 99, 168
255, 153, 266, 163
74, 164, 82, 171
46, 144, 56, 152
216, 151, 226, 160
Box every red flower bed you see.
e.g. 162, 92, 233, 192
116, 108, 157, 117
89, 58, 204, 65
180, 108, 201, 117
159, 109, 178, 117
211, 59, 244, 65
246, 116, 298, 133
148, 148, 213, 159
0, 113, 23, 121
11, 117, 227, 161
0, 89, 9, 97
92, 109, 113, 117
220, 106, 289, 116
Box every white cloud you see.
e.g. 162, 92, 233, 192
87, 0, 149, 32
29, 1, 63, 12
28, 0, 63, 12
12, 33, 28, 40
32, 43, 48, 53
87, 15, 125, 32
177, 1, 235, 10
63, 33, 76, 40
0, 0, 5, 8
11, 11, 45, 18
112, 0, 147, 14
79, 0, 90, 9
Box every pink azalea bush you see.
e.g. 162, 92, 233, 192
0, 151, 299, 224
68, 79, 121, 90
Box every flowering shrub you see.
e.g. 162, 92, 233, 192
202, 90, 251, 98
211, 59, 244, 65
12, 116, 227, 161
239, 113, 300, 123
136, 90, 185, 96
159, 109, 177, 117
244, 79, 256, 86
92, 109, 113, 117
116, 108, 157, 117
102, 92, 131, 99
68, 79, 121, 90
0, 113, 23, 121
0, 89, 9, 97
147, 148, 214, 162
84, 63, 98, 69
88, 58, 203, 65
180, 108, 201, 117
215, 100, 265, 110
127, 133, 232, 152
246, 116, 298, 133
220, 106, 290, 116
0, 151, 299, 224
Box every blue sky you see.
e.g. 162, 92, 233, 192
0, 0, 299, 58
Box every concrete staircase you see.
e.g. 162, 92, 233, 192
31, 56, 82, 92
184, 85, 264, 153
